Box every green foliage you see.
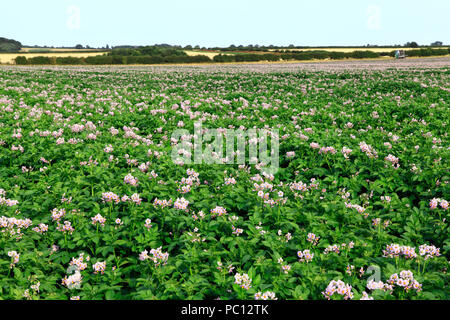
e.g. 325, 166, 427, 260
109, 46, 188, 57
27, 56, 54, 65
55, 57, 85, 65
23, 52, 212, 65
0, 37, 22, 52
14, 56, 28, 65
0, 65, 448, 300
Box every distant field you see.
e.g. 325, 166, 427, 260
269, 47, 450, 53
185, 50, 260, 57
185, 47, 450, 59
1, 48, 448, 65
20, 47, 106, 53
184, 50, 222, 58
0, 52, 108, 64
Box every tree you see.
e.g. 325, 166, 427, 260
0, 37, 22, 52
431, 41, 443, 46
405, 41, 419, 48
75, 44, 83, 49
15, 56, 27, 65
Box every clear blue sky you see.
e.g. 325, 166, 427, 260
2, 0, 449, 47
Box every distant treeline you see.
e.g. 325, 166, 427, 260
25, 49, 107, 54
13, 46, 211, 65
108, 46, 187, 57
388, 47, 449, 57
213, 48, 450, 62
213, 50, 382, 62
13, 47, 450, 65
0, 37, 22, 52
14, 54, 211, 65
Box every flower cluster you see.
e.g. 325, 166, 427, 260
231, 225, 243, 236
324, 242, 354, 255
139, 247, 169, 267
149, 169, 159, 179
92, 261, 107, 274
0, 189, 19, 207
69, 253, 89, 271
277, 230, 292, 242
341, 147, 352, 159
56, 220, 74, 234
255, 291, 277, 300
324, 244, 341, 255
186, 228, 206, 242
174, 197, 189, 211
234, 273, 252, 290
418, 244, 441, 260
32, 223, 49, 234
138, 162, 148, 172
8, 251, 20, 268
367, 279, 385, 290
91, 214, 106, 227
360, 292, 373, 300
1, 216, 33, 238
130, 193, 142, 205
153, 198, 173, 208
103, 144, 113, 153
286, 151, 295, 158
297, 249, 314, 263
177, 170, 200, 193
51, 208, 66, 221
429, 198, 448, 210
124, 173, 139, 186
217, 261, 235, 274
102, 192, 120, 204
277, 258, 292, 274
322, 280, 354, 300
307, 233, 320, 245
345, 202, 368, 218
30, 282, 41, 293
290, 178, 319, 197
319, 146, 337, 155
211, 206, 227, 217
224, 177, 237, 185
61, 193, 72, 204
346, 264, 355, 275
359, 141, 378, 158
144, 218, 153, 230
382, 244, 417, 259
387, 270, 422, 293
289, 181, 308, 193
62, 271, 82, 289
385, 154, 400, 169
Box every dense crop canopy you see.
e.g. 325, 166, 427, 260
0, 62, 448, 300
